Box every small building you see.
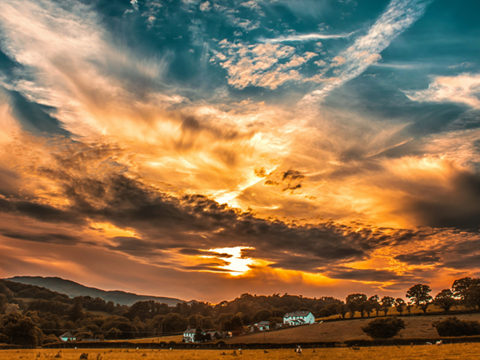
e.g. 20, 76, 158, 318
283, 310, 315, 326
182, 328, 196, 343
257, 321, 270, 331
60, 332, 76, 342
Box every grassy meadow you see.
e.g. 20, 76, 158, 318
2, 344, 480, 360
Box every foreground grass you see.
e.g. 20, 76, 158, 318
2, 344, 480, 360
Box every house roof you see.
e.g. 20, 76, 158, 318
184, 329, 197, 334
284, 310, 312, 318
258, 321, 270, 325
60, 332, 74, 338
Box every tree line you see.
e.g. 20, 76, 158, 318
320, 278, 480, 320
0, 277, 479, 347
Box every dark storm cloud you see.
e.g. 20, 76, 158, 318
323, 267, 407, 282
443, 255, 480, 270
0, 197, 86, 225
3, 140, 478, 283
106, 237, 164, 254
178, 248, 234, 258
0, 231, 81, 245
0, 144, 397, 273
403, 171, 480, 230
394, 251, 441, 265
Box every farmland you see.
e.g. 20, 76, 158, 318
226, 313, 480, 344
104, 335, 183, 343
2, 344, 480, 360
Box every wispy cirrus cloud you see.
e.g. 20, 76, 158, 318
302, 0, 434, 103
258, 32, 354, 43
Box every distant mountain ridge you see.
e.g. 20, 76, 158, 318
6, 276, 184, 306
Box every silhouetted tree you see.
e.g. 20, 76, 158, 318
434, 289, 456, 313
336, 304, 347, 319
346, 294, 367, 318
380, 296, 395, 316
368, 295, 381, 316
395, 298, 405, 316
452, 277, 473, 300
406, 284, 433, 314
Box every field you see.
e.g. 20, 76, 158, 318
104, 335, 183, 343
226, 313, 480, 344
2, 344, 480, 359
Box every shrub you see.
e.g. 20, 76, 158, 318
361, 317, 405, 339
435, 317, 480, 337
43, 334, 61, 345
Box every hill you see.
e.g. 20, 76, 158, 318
5, 276, 184, 306
226, 313, 480, 344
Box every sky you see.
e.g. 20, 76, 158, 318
0, 0, 479, 303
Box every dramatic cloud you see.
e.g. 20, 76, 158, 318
0, 0, 479, 302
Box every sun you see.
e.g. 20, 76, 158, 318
208, 246, 254, 276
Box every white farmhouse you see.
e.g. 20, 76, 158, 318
182, 328, 196, 343
283, 310, 315, 326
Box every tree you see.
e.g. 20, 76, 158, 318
2, 313, 44, 347
228, 315, 243, 331
358, 301, 373, 318
406, 301, 413, 315
346, 294, 368, 304
406, 284, 433, 314
361, 317, 405, 339
105, 328, 122, 340
346, 294, 367, 318
69, 298, 84, 322
318, 309, 331, 318
452, 277, 473, 300
464, 283, 480, 310
346, 301, 357, 319
194, 327, 211, 343
0, 294, 7, 314
368, 295, 381, 316
380, 296, 395, 316
336, 304, 347, 319
252, 310, 272, 324
395, 298, 405, 316
434, 289, 456, 313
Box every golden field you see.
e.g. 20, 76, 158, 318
227, 313, 480, 344
2, 344, 480, 360
104, 335, 183, 343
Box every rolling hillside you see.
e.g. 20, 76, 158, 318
6, 276, 184, 306
226, 313, 480, 344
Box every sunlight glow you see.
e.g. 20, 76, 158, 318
208, 246, 254, 276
